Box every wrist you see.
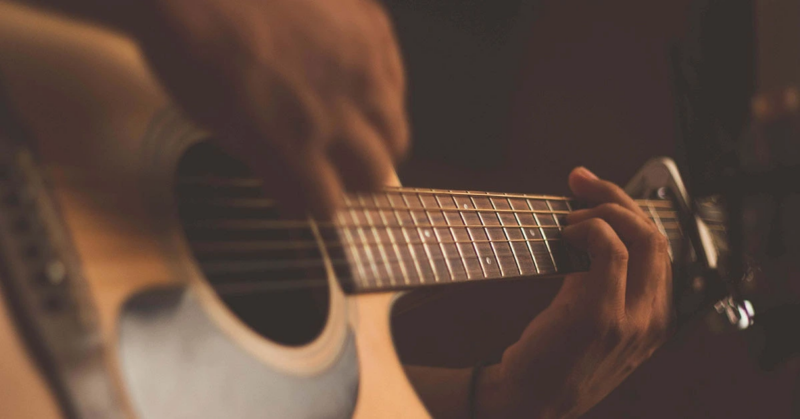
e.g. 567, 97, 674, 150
474, 360, 567, 419
473, 363, 519, 419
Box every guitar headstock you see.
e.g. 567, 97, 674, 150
626, 158, 743, 328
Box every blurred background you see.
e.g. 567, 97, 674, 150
382, 0, 800, 417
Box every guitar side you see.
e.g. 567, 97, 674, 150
0, 2, 428, 418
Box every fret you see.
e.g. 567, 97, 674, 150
344, 198, 387, 286
495, 196, 538, 275
546, 199, 573, 271
403, 193, 448, 282
387, 193, 434, 282
438, 194, 483, 280
372, 193, 413, 285
336, 210, 371, 286
477, 195, 520, 277
457, 196, 502, 278
528, 199, 559, 273
422, 195, 466, 281
358, 196, 398, 286
509, 198, 554, 273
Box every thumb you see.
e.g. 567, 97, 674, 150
560, 218, 629, 311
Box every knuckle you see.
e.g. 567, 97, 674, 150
645, 229, 670, 254
586, 219, 629, 260
597, 202, 623, 215
585, 312, 625, 348
586, 217, 611, 233
608, 243, 630, 263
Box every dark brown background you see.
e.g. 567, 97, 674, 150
382, 0, 799, 417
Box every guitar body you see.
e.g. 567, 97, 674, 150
0, 2, 427, 418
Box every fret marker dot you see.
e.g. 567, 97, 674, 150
424, 231, 432, 238
485, 257, 492, 265
530, 230, 537, 237
463, 204, 469, 209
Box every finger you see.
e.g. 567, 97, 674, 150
561, 218, 629, 316
566, 203, 670, 312
327, 100, 397, 192
566, 203, 654, 245
359, 82, 409, 159
350, 56, 408, 158
245, 144, 345, 220
568, 167, 649, 220
362, 0, 406, 91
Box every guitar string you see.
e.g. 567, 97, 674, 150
178, 180, 700, 292
178, 199, 678, 218
191, 234, 686, 254
176, 177, 678, 208
182, 220, 684, 230
207, 227, 691, 294
207, 234, 690, 294
187, 228, 683, 252
194, 229, 684, 280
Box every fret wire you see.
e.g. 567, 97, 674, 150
530, 199, 558, 272
490, 194, 523, 276
350, 253, 552, 280
391, 196, 427, 283
341, 208, 381, 286
442, 191, 478, 280
427, 195, 458, 282
372, 194, 411, 285
339, 213, 376, 288
507, 194, 540, 274
352, 206, 386, 286
460, 197, 488, 278
403, 193, 440, 283
545, 199, 563, 271
470, 195, 502, 275
333, 211, 369, 284
359, 196, 397, 286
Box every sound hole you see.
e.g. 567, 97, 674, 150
175, 142, 330, 346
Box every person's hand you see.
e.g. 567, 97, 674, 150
476, 167, 673, 418
133, 0, 407, 217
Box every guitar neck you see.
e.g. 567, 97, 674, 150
332, 187, 680, 293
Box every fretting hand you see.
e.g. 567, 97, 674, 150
475, 167, 674, 418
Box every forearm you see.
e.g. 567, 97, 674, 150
404, 363, 520, 419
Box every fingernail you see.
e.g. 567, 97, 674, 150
576, 167, 598, 180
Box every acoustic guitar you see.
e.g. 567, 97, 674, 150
0, 3, 732, 418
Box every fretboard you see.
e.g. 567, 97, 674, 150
333, 187, 680, 293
